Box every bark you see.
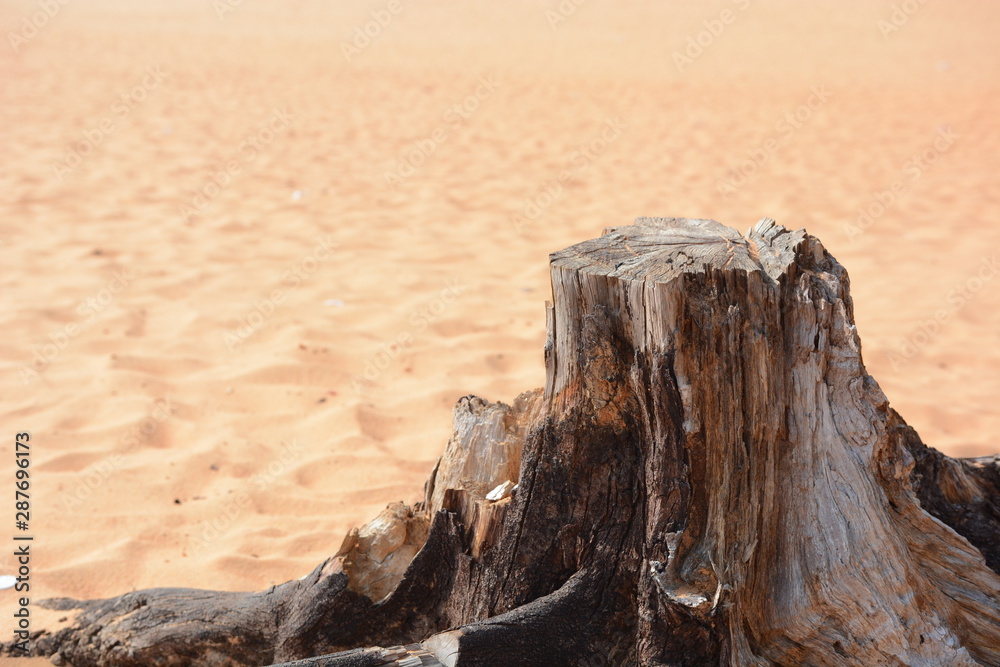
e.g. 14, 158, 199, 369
12, 217, 1000, 666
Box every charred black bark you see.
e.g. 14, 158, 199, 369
12, 218, 1000, 667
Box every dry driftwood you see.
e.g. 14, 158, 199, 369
14, 217, 1000, 666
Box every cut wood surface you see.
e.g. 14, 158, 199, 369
12, 218, 1000, 666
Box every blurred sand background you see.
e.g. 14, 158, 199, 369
1, 0, 999, 655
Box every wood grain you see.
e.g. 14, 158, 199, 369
14, 218, 1000, 666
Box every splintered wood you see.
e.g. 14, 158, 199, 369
18, 218, 1000, 667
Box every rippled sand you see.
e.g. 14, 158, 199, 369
1, 0, 999, 648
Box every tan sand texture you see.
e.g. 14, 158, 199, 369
1, 0, 999, 661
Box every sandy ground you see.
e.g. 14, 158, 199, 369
1, 0, 999, 661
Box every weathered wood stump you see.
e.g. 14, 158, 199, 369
14, 217, 1000, 666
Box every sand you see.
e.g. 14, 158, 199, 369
2, 0, 999, 660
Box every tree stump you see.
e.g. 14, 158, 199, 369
14, 217, 1000, 666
